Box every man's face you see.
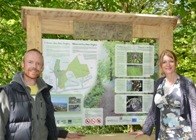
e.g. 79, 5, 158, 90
22, 51, 44, 80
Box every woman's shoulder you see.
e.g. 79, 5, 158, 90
179, 75, 193, 83
179, 75, 195, 89
156, 76, 165, 83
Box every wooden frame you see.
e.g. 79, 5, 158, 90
21, 6, 178, 140
21, 6, 178, 54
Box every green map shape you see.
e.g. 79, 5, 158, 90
54, 56, 90, 89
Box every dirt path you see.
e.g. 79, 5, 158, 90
98, 81, 122, 124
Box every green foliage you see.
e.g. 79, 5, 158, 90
65, 125, 129, 134
84, 61, 106, 108
84, 81, 104, 108
0, 19, 26, 85
173, 0, 196, 83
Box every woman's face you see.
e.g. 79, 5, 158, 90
161, 55, 177, 75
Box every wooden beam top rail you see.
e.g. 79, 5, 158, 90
21, 6, 178, 31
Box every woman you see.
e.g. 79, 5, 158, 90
130, 49, 196, 140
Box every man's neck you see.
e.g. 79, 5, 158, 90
23, 76, 37, 86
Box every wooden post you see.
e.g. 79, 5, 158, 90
158, 23, 174, 51
26, 15, 42, 51
157, 23, 174, 76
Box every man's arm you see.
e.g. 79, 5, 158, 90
0, 90, 10, 140
57, 127, 68, 138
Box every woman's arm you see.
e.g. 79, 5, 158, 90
188, 80, 196, 138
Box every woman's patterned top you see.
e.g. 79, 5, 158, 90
154, 77, 192, 140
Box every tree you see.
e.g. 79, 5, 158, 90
173, 0, 196, 82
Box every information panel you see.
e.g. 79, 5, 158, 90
115, 44, 154, 77
42, 39, 157, 126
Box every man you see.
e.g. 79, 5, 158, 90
0, 49, 84, 140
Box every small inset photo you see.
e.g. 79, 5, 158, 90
126, 96, 142, 112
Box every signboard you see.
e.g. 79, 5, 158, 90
42, 39, 157, 126
73, 21, 132, 41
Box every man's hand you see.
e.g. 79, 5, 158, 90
66, 133, 85, 139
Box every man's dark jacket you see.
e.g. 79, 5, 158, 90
0, 81, 68, 140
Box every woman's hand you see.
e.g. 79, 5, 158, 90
128, 131, 144, 139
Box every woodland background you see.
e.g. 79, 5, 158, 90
0, 0, 195, 134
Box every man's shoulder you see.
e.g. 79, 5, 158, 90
0, 84, 11, 91
0, 83, 16, 96
0, 82, 22, 95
